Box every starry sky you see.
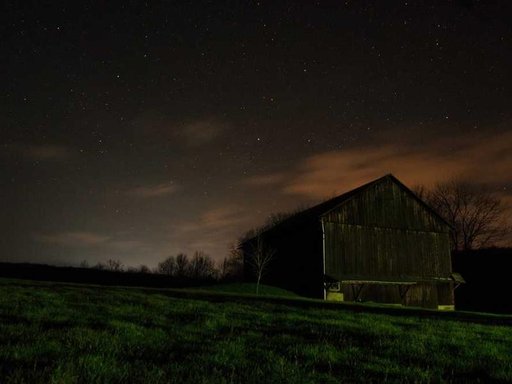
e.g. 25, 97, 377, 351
1, 1, 511, 267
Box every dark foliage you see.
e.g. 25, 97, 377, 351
189, 251, 216, 280
157, 255, 177, 276
157, 252, 217, 280
453, 247, 512, 314
219, 244, 244, 281
0, 263, 217, 289
239, 204, 312, 243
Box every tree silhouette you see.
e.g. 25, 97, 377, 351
157, 256, 177, 275
220, 243, 244, 280
175, 253, 190, 278
189, 251, 216, 280
417, 180, 509, 251
248, 235, 275, 295
106, 259, 124, 272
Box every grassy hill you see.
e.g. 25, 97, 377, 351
0, 279, 511, 383
190, 282, 299, 297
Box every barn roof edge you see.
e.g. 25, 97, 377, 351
240, 173, 452, 245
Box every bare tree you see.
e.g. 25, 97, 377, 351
248, 235, 275, 295
419, 180, 509, 251
175, 253, 190, 278
189, 251, 216, 280
412, 184, 428, 201
138, 264, 151, 274
158, 252, 216, 279
128, 264, 151, 273
220, 243, 244, 280
157, 256, 177, 275
106, 259, 124, 272
93, 262, 105, 270
79, 260, 90, 268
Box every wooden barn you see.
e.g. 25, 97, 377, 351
242, 174, 463, 310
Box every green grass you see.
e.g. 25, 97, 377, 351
190, 283, 298, 297
0, 279, 511, 383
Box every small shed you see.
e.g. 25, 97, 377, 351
242, 174, 462, 310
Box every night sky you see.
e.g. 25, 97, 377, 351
1, 1, 511, 267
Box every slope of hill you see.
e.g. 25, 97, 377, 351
0, 278, 511, 383
191, 282, 299, 297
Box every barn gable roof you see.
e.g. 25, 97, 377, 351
319, 174, 452, 228
243, 174, 451, 243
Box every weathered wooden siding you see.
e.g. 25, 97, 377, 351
324, 223, 451, 279
322, 177, 448, 233
323, 177, 453, 307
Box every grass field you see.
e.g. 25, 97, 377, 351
0, 279, 511, 383
191, 282, 299, 297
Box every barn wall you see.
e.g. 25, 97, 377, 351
323, 178, 453, 308
324, 223, 451, 279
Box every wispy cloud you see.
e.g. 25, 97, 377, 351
180, 205, 247, 232
165, 205, 252, 260
177, 119, 227, 146
199, 206, 247, 229
3, 143, 72, 161
34, 231, 110, 247
242, 172, 285, 187
108, 239, 146, 251
130, 112, 227, 146
34, 231, 149, 251
127, 182, 178, 198
282, 130, 512, 199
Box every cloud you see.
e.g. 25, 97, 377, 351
34, 231, 150, 252
3, 143, 72, 161
242, 172, 285, 187
282, 130, 512, 199
108, 239, 147, 251
199, 206, 247, 229
164, 205, 253, 260
180, 205, 247, 232
130, 112, 227, 146
127, 182, 178, 198
34, 232, 111, 247
177, 119, 226, 146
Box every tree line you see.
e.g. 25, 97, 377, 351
79, 247, 243, 282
